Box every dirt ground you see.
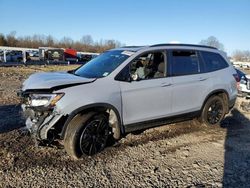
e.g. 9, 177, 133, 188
0, 66, 250, 187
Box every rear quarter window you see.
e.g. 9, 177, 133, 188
201, 51, 229, 72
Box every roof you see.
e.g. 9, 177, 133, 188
150, 43, 217, 49
113, 46, 147, 52
116, 43, 217, 52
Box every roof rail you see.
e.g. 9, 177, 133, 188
150, 43, 217, 49
120, 46, 145, 48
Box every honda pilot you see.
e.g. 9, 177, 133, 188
19, 44, 238, 159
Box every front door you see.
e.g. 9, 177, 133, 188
118, 51, 173, 126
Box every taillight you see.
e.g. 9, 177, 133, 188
233, 74, 240, 90
233, 74, 240, 82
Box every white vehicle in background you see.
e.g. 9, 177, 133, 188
28, 50, 39, 58
27, 50, 39, 61
241, 62, 250, 69
235, 68, 250, 98
242, 64, 249, 69
233, 64, 241, 68
232, 62, 250, 70
0, 50, 23, 62
239, 75, 250, 98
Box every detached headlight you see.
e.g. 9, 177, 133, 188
29, 93, 64, 107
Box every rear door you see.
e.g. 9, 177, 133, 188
170, 49, 212, 115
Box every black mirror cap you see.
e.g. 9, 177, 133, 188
114, 72, 131, 82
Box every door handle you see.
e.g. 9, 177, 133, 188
198, 77, 208, 81
161, 83, 172, 87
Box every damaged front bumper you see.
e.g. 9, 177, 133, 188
18, 90, 66, 142
22, 104, 64, 140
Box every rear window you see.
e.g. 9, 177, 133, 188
171, 50, 200, 76
201, 51, 228, 72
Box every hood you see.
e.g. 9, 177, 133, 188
22, 71, 95, 91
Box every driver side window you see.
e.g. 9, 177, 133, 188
130, 51, 166, 81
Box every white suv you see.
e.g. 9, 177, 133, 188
19, 44, 238, 158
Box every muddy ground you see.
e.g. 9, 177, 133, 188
0, 66, 250, 187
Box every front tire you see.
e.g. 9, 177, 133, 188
64, 112, 110, 159
200, 95, 226, 126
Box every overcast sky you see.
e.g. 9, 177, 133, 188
0, 0, 250, 54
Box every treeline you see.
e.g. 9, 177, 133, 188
199, 36, 250, 61
232, 50, 250, 61
0, 31, 123, 53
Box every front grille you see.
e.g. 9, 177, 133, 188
247, 79, 250, 90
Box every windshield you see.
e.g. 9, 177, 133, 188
74, 50, 132, 78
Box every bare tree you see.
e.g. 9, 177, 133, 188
0, 32, 124, 53
6, 31, 18, 47
232, 50, 250, 61
18, 36, 32, 48
59, 37, 74, 48
0, 33, 7, 46
46, 35, 55, 47
199, 36, 224, 50
80, 35, 93, 45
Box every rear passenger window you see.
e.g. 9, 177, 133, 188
201, 51, 228, 72
171, 50, 200, 76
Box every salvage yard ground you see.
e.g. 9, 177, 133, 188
0, 65, 250, 187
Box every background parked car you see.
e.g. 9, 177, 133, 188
77, 54, 96, 63
0, 50, 23, 62
235, 68, 250, 98
235, 68, 247, 82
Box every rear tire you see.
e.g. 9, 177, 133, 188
200, 95, 226, 126
64, 112, 110, 159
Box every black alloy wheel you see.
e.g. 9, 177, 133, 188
206, 99, 224, 125
79, 114, 110, 156
201, 95, 226, 126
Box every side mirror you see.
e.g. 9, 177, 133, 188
115, 66, 131, 82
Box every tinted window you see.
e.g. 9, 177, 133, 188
171, 50, 200, 76
201, 51, 228, 72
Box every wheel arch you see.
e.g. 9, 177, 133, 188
201, 89, 230, 114
60, 103, 124, 139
